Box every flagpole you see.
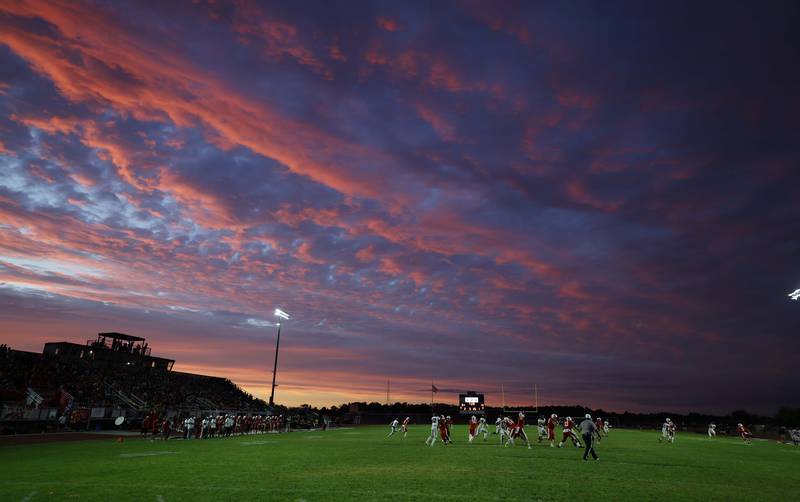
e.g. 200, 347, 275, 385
501, 384, 505, 410
534, 384, 538, 412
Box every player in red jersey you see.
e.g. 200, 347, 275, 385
737, 423, 752, 444
438, 415, 449, 444
140, 414, 151, 438
502, 416, 516, 446
594, 417, 604, 441
468, 415, 478, 443
558, 416, 582, 448
151, 414, 160, 437
547, 414, 558, 447
445, 416, 454, 443
513, 412, 532, 449
401, 417, 411, 438
161, 418, 171, 440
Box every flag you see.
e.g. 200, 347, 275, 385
431, 384, 438, 393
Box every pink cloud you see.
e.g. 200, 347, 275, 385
376, 17, 402, 32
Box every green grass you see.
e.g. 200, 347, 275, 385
1, 426, 798, 501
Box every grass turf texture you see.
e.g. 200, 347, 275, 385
1, 427, 798, 501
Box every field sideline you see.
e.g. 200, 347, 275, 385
0, 426, 797, 501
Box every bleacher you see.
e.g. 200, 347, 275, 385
0, 335, 266, 432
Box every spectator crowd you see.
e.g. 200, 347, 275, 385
0, 347, 265, 413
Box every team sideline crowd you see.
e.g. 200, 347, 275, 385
139, 413, 286, 440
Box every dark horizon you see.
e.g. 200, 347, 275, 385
1, 1, 799, 415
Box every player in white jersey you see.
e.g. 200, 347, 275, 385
603, 420, 610, 435
495, 417, 503, 435
537, 417, 546, 442
388, 418, 399, 437
659, 418, 675, 443
707, 423, 716, 438
401, 417, 411, 438
476, 416, 489, 441
425, 415, 440, 446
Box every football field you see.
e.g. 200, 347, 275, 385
1, 426, 797, 501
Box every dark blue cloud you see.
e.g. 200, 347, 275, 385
0, 0, 798, 414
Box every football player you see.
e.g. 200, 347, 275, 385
425, 415, 439, 446
537, 417, 547, 442
737, 423, 752, 444
502, 416, 516, 446
401, 416, 411, 438
388, 418, 399, 437
513, 412, 532, 449
440, 415, 450, 444
659, 418, 675, 443
558, 416, 582, 448
468, 415, 479, 442
476, 416, 489, 441
547, 414, 558, 448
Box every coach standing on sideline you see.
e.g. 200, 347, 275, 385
580, 414, 599, 461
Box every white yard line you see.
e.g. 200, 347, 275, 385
156, 495, 165, 502
4, 482, 467, 500
119, 451, 177, 458
20, 491, 38, 502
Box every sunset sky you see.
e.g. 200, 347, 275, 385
1, 1, 798, 415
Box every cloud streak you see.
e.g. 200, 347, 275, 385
0, 0, 798, 414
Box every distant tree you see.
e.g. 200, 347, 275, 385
731, 410, 753, 424
775, 407, 800, 427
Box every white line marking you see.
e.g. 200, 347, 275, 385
20, 491, 38, 502
3, 483, 466, 499
119, 451, 177, 458
156, 495, 165, 502
240, 441, 277, 445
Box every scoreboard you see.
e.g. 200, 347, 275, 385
459, 391, 485, 414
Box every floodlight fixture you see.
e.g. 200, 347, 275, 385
789, 289, 800, 301
269, 308, 290, 408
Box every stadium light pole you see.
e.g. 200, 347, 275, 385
269, 308, 291, 409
